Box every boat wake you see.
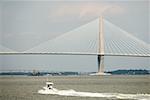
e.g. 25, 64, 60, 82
38, 87, 150, 100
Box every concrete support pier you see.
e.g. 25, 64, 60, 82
98, 55, 104, 74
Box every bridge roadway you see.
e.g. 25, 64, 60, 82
0, 52, 149, 57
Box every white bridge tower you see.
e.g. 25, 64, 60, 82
96, 16, 106, 75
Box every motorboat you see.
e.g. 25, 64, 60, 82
45, 81, 53, 90
38, 81, 58, 94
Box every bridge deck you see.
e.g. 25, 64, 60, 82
0, 52, 149, 57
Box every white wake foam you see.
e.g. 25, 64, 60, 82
38, 87, 150, 100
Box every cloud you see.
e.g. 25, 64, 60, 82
78, 3, 111, 18
105, 5, 125, 15
49, 2, 125, 22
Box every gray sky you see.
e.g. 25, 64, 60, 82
0, 0, 149, 72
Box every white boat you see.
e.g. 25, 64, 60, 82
38, 81, 58, 94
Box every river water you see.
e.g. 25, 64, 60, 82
0, 75, 150, 100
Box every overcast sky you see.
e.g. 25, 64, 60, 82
0, 0, 149, 72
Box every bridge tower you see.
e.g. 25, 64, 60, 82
97, 16, 105, 75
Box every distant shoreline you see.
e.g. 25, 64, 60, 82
0, 69, 149, 76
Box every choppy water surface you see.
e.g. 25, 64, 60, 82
0, 75, 150, 100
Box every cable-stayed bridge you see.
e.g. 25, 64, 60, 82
0, 17, 149, 75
